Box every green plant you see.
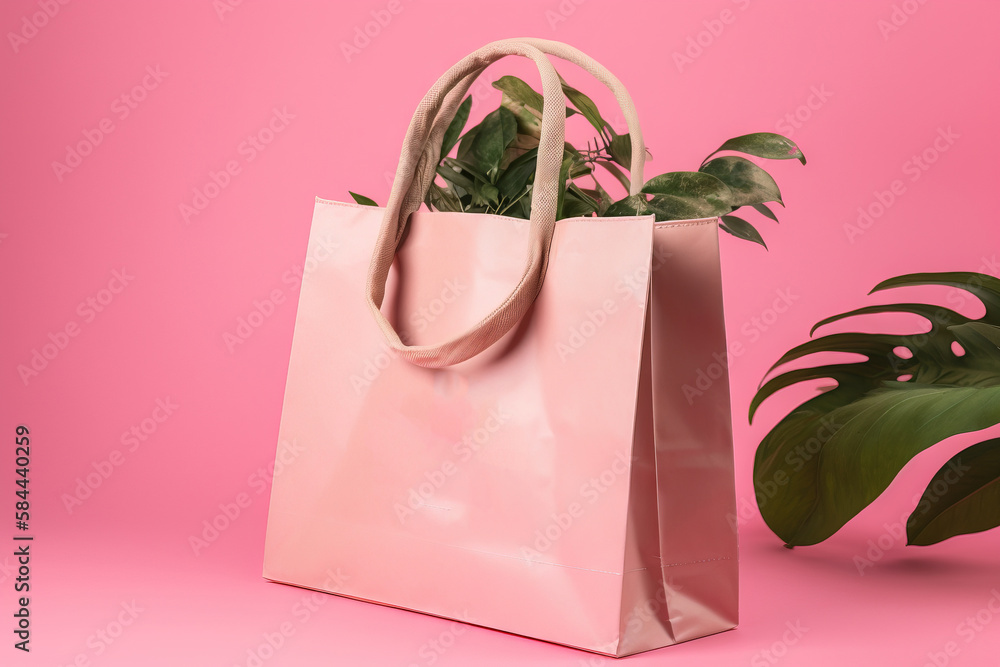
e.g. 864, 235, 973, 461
351, 71, 805, 248
751, 272, 1000, 547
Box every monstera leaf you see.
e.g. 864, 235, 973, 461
750, 272, 1000, 547
906, 436, 1000, 545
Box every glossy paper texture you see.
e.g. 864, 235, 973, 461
263, 200, 737, 656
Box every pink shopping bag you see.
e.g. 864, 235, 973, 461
263, 37, 738, 657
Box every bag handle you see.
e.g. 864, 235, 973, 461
365, 38, 646, 368
421, 38, 646, 201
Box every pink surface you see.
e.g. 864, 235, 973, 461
3, 1, 999, 665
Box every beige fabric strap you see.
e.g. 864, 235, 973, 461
423, 38, 646, 199
365, 38, 645, 368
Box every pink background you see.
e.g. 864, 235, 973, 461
3, 1, 999, 665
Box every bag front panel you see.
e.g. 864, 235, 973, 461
263, 200, 656, 652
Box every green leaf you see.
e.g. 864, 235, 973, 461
512, 187, 532, 218
720, 215, 767, 249
604, 194, 652, 217
755, 384, 1000, 546
348, 191, 378, 206
435, 164, 477, 193
493, 76, 576, 139
559, 75, 609, 135
647, 194, 733, 221
440, 159, 501, 209
907, 438, 1000, 545
494, 75, 545, 115
456, 124, 480, 163
642, 171, 735, 209
478, 182, 499, 205
426, 183, 463, 212
555, 154, 574, 220
751, 272, 1000, 546
596, 160, 631, 192
441, 157, 490, 185
607, 131, 632, 170
753, 202, 779, 222
606, 191, 733, 222
700, 156, 783, 207
496, 147, 538, 202
470, 107, 518, 181
589, 178, 612, 215
561, 189, 598, 219
705, 132, 806, 165
567, 183, 599, 211
502, 132, 540, 168
951, 321, 1000, 351
441, 96, 472, 158
563, 143, 592, 179
807, 303, 954, 338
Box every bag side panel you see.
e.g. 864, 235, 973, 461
649, 219, 739, 642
